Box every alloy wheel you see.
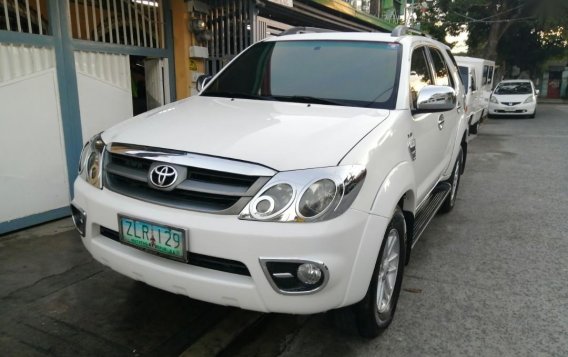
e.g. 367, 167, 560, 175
376, 229, 400, 313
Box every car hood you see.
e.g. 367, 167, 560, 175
493, 94, 532, 103
102, 96, 389, 172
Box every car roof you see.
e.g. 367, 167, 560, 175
263, 31, 446, 48
498, 80, 533, 84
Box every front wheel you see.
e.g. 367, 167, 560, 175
354, 207, 406, 338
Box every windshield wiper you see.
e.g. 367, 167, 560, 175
203, 92, 345, 106
202, 91, 271, 100
270, 95, 345, 106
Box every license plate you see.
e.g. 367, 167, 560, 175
118, 215, 187, 262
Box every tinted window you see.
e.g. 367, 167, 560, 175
203, 40, 401, 109
487, 66, 494, 84
430, 48, 452, 87
483, 65, 489, 84
494, 82, 533, 95
409, 47, 433, 108
459, 66, 469, 93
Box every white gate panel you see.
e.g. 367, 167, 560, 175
75, 51, 133, 141
144, 58, 165, 110
0, 45, 69, 222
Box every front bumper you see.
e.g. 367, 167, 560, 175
72, 178, 389, 314
488, 101, 536, 116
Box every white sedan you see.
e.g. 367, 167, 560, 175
488, 80, 538, 118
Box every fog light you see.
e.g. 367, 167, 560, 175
297, 263, 322, 285
70, 204, 86, 237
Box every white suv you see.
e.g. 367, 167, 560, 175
71, 26, 468, 337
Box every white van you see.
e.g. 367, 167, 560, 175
455, 56, 495, 134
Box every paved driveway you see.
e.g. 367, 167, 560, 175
0, 220, 230, 356
227, 105, 568, 357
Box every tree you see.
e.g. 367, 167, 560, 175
497, 23, 567, 78
417, 0, 568, 61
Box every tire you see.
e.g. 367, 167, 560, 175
469, 121, 479, 135
529, 110, 536, 119
439, 147, 463, 214
354, 207, 406, 338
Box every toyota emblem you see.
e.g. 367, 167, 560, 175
150, 165, 178, 188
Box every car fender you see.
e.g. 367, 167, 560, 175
370, 161, 416, 217
341, 162, 416, 306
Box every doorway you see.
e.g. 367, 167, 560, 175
131, 56, 170, 116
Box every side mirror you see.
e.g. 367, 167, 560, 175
415, 85, 457, 113
535, 89, 540, 96
196, 75, 213, 92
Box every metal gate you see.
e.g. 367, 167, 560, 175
202, 0, 255, 74
255, 16, 291, 41
0, 0, 173, 234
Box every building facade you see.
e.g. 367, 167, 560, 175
539, 60, 568, 99
0, 0, 400, 234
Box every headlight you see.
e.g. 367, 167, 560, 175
250, 183, 295, 220
298, 179, 337, 219
490, 96, 498, 104
78, 132, 105, 189
239, 165, 366, 222
524, 96, 534, 103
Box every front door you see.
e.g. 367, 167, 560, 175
409, 46, 442, 204
427, 47, 460, 172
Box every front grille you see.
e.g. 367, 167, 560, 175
103, 144, 272, 214
100, 226, 251, 276
496, 109, 525, 113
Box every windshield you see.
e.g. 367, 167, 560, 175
202, 40, 401, 109
494, 82, 532, 95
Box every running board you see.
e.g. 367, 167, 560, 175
412, 182, 451, 247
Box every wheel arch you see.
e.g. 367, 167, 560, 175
370, 163, 416, 266
342, 163, 416, 307
370, 161, 416, 218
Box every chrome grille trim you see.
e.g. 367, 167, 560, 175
103, 143, 275, 215
109, 143, 277, 177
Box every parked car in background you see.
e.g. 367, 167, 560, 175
488, 80, 538, 118
455, 56, 495, 134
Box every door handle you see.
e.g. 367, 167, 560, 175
438, 114, 445, 130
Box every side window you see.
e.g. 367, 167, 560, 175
483, 65, 490, 85
458, 66, 469, 93
429, 48, 453, 87
471, 69, 477, 91
409, 47, 433, 109
487, 66, 494, 85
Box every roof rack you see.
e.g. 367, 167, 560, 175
278, 27, 336, 36
391, 25, 430, 38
